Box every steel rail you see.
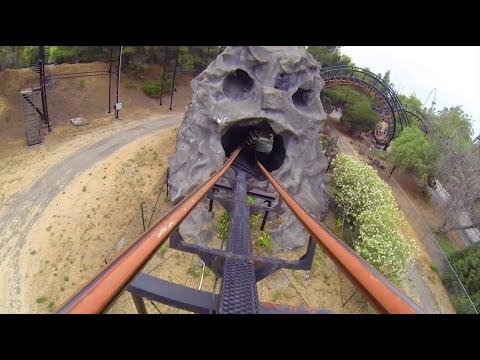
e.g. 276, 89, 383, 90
257, 160, 425, 314
56, 148, 242, 314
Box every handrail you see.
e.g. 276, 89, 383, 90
257, 160, 425, 314
56, 148, 242, 314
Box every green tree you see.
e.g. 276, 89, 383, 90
342, 98, 379, 133
397, 93, 426, 129
307, 46, 352, 67
382, 70, 391, 85
321, 85, 379, 133
449, 243, 480, 310
388, 126, 437, 184
428, 106, 480, 233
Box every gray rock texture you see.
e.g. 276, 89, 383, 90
169, 46, 329, 250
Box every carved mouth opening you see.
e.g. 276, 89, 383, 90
221, 118, 285, 179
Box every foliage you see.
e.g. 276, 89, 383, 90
388, 126, 437, 184
435, 232, 457, 258
431, 106, 474, 153
258, 231, 272, 251
142, 71, 176, 98
246, 195, 255, 206
187, 265, 201, 278
250, 213, 260, 230
321, 85, 379, 133
218, 210, 230, 241
307, 46, 352, 67
36, 296, 46, 304
428, 106, 480, 232
397, 93, 425, 129
142, 81, 162, 98
49, 46, 111, 64
448, 243, 480, 310
332, 153, 418, 282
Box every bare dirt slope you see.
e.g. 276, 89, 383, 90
0, 115, 182, 313
0, 62, 192, 159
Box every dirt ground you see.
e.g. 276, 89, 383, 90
0, 63, 193, 313
21, 126, 179, 313
0, 62, 458, 314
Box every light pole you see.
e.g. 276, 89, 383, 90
115, 46, 123, 120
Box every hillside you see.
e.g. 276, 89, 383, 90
0, 62, 193, 158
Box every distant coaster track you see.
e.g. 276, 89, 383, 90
320, 65, 427, 145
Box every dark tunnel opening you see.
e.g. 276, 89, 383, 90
221, 119, 286, 179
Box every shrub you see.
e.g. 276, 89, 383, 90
142, 81, 162, 98
332, 153, 418, 282
218, 210, 230, 242
448, 243, 480, 311
258, 231, 272, 251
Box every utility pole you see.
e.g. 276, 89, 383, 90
169, 47, 179, 111
108, 47, 113, 113
39, 46, 51, 132
115, 46, 123, 120
159, 46, 169, 106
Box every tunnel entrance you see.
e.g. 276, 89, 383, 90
221, 119, 285, 179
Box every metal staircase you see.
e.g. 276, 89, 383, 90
20, 89, 42, 146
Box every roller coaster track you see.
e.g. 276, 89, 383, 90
320, 65, 427, 145
56, 147, 424, 314
373, 104, 428, 134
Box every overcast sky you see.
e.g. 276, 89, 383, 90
340, 46, 480, 138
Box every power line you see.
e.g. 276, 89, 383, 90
150, 300, 164, 314
281, 270, 310, 307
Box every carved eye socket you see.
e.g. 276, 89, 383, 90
274, 72, 290, 90
292, 87, 314, 108
223, 69, 254, 100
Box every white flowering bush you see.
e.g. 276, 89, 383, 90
332, 153, 418, 283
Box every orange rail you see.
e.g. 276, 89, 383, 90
56, 148, 241, 314
257, 160, 424, 314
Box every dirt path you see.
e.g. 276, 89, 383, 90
0, 115, 182, 313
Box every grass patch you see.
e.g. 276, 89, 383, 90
47, 301, 55, 313
272, 290, 282, 302
159, 245, 168, 258
430, 264, 438, 273
204, 267, 212, 277
435, 232, 457, 258
64, 276, 69, 282
82, 185, 87, 192
218, 210, 230, 241
30, 250, 37, 255
36, 296, 46, 304
187, 265, 201, 278
257, 231, 272, 252
250, 213, 261, 230
292, 271, 302, 283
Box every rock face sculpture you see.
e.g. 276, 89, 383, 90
168, 46, 329, 249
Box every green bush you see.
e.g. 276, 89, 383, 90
142, 72, 174, 98
258, 231, 272, 252
448, 243, 480, 311
142, 81, 162, 98
218, 210, 230, 242
250, 213, 260, 230
332, 153, 418, 283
